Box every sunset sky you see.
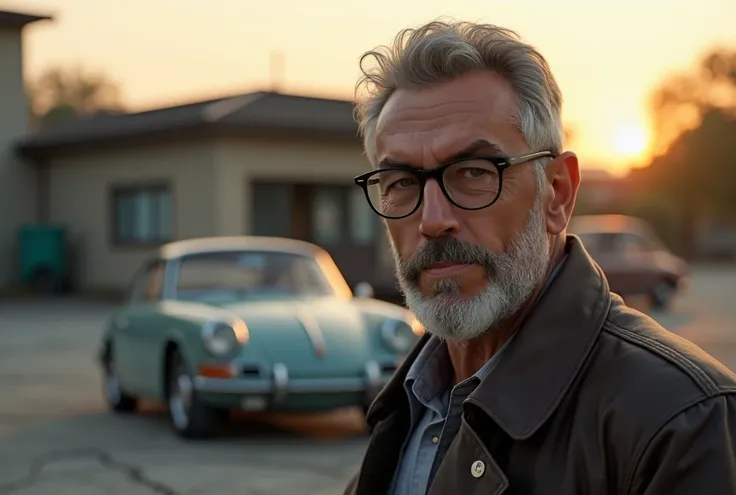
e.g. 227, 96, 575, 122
7, 0, 736, 176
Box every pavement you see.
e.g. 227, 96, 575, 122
0, 264, 735, 494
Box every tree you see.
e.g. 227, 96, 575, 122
27, 65, 126, 130
649, 47, 736, 154
643, 47, 736, 257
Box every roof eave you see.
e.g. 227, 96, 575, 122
15, 123, 360, 160
0, 10, 53, 30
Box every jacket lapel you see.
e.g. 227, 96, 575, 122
464, 236, 611, 440
354, 411, 411, 495
353, 332, 432, 494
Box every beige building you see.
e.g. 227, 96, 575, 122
0, 10, 51, 291
1, 9, 398, 300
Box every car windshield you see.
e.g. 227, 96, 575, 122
578, 232, 661, 256
174, 250, 336, 302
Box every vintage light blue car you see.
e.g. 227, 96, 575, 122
97, 236, 422, 438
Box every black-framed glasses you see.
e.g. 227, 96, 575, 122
353, 150, 555, 219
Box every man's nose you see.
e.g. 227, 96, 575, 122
419, 180, 459, 238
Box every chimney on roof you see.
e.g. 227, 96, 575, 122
269, 51, 284, 93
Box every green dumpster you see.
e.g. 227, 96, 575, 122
18, 224, 69, 294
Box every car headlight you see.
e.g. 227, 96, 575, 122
380, 318, 418, 354
201, 318, 248, 357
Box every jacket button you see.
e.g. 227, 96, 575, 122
471, 460, 485, 478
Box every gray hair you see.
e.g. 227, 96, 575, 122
354, 20, 564, 190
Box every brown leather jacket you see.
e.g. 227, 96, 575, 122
345, 236, 736, 495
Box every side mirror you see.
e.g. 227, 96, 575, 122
354, 282, 375, 299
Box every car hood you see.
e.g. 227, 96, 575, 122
220, 297, 372, 377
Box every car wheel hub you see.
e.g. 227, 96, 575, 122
105, 370, 121, 405
169, 369, 193, 430
654, 283, 674, 302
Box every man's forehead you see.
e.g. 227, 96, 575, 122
376, 71, 517, 131
374, 73, 520, 164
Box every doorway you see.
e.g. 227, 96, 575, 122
250, 181, 380, 287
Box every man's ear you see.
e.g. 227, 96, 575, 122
545, 151, 580, 235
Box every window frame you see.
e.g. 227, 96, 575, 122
109, 182, 174, 248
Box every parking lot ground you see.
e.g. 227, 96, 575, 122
0, 264, 734, 494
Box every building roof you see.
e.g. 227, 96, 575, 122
16, 91, 361, 158
0, 9, 52, 29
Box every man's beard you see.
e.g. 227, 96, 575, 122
391, 197, 551, 342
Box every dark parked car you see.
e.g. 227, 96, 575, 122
569, 215, 688, 310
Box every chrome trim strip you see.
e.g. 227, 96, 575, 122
192, 361, 392, 398
295, 305, 327, 358
193, 375, 384, 394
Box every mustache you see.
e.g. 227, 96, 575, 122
397, 236, 499, 283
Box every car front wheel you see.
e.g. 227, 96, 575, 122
166, 350, 226, 439
650, 280, 677, 311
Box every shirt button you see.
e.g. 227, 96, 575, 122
431, 436, 439, 444
471, 460, 485, 478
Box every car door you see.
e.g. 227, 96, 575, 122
579, 233, 631, 295
124, 259, 166, 397
113, 262, 153, 393
615, 233, 661, 293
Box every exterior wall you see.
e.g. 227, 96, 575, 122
43, 134, 398, 296
213, 136, 396, 285
213, 137, 368, 233
0, 27, 38, 288
46, 140, 218, 292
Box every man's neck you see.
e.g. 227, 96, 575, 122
446, 237, 567, 385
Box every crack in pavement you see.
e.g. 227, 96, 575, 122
0, 446, 355, 495
0, 447, 180, 495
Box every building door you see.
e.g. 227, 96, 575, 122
250, 181, 380, 289
251, 183, 293, 237
308, 185, 378, 287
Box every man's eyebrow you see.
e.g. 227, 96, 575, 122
444, 139, 505, 162
377, 139, 505, 169
377, 157, 412, 169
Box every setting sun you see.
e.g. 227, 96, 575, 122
613, 124, 649, 160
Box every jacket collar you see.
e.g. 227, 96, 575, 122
367, 235, 611, 440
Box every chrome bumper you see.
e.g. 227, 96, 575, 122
193, 361, 388, 403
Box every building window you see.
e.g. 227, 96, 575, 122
112, 184, 172, 245
349, 187, 377, 245
311, 187, 344, 245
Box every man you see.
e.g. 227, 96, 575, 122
345, 20, 736, 495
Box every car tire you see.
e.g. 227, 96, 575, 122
650, 280, 676, 311
103, 349, 138, 413
166, 350, 226, 439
